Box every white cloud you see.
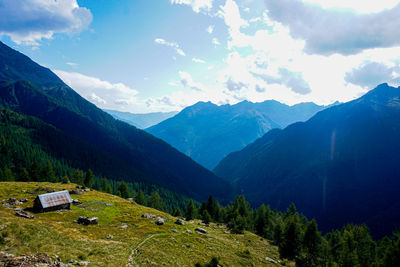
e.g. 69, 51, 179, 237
179, 71, 205, 91
88, 93, 106, 105
154, 38, 186, 56
66, 62, 78, 67
0, 0, 92, 45
212, 37, 220, 46
206, 25, 214, 34
54, 70, 138, 110
264, 0, 400, 55
345, 61, 400, 89
192, 58, 206, 63
170, 0, 213, 13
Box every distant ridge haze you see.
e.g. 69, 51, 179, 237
104, 109, 178, 129
147, 99, 332, 169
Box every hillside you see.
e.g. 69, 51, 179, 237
0, 41, 231, 202
147, 100, 327, 169
215, 83, 400, 237
0, 182, 288, 266
105, 109, 178, 129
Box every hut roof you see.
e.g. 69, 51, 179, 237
37, 190, 72, 208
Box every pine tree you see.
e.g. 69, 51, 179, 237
135, 189, 146, 205
202, 210, 212, 224
117, 181, 130, 198
18, 168, 31, 182
42, 160, 56, 182
71, 169, 84, 185
3, 168, 14, 181
285, 203, 297, 218
206, 195, 215, 218
273, 223, 283, 246
148, 191, 163, 210
173, 207, 182, 217
186, 199, 196, 221
29, 161, 41, 181
383, 234, 400, 267
302, 219, 323, 266
255, 204, 267, 237
280, 214, 302, 260
84, 169, 94, 188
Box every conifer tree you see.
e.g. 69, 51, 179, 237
148, 191, 163, 210
29, 161, 41, 181
173, 207, 182, 217
255, 204, 267, 237
202, 210, 212, 224
117, 181, 130, 198
84, 169, 94, 188
186, 199, 196, 221
302, 219, 323, 266
135, 189, 146, 205
42, 160, 56, 182
280, 214, 302, 260
3, 168, 14, 181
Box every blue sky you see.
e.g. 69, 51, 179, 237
1, 0, 400, 113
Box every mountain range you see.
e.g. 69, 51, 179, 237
147, 100, 330, 169
0, 41, 230, 201
104, 109, 178, 129
215, 83, 400, 237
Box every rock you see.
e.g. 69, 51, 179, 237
120, 224, 128, 229
265, 257, 279, 264
0, 225, 7, 230
3, 198, 20, 208
198, 222, 206, 226
141, 213, 157, 219
106, 234, 113, 239
127, 198, 134, 201
172, 229, 178, 233
19, 198, 28, 203
0, 252, 59, 266
195, 227, 207, 234
224, 231, 230, 234
186, 230, 193, 234
69, 189, 85, 195
79, 261, 89, 266
76, 216, 98, 225
72, 199, 82, 205
182, 245, 189, 248
155, 217, 166, 225
15, 210, 34, 219
175, 219, 185, 225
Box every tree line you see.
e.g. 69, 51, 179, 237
183, 195, 400, 267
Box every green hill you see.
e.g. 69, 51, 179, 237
0, 182, 289, 266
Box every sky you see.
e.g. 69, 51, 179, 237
1, 0, 400, 113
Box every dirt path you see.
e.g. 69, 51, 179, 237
127, 234, 163, 267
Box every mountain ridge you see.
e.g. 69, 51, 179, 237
214, 83, 400, 237
148, 98, 329, 169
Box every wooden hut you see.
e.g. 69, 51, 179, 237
34, 190, 72, 212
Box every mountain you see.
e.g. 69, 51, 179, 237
147, 100, 328, 169
104, 109, 178, 129
0, 41, 231, 201
214, 83, 400, 237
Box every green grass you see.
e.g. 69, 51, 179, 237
0, 182, 293, 266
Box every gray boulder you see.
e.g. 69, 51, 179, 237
195, 227, 207, 234
175, 219, 185, 225
155, 217, 166, 225
76, 216, 98, 225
